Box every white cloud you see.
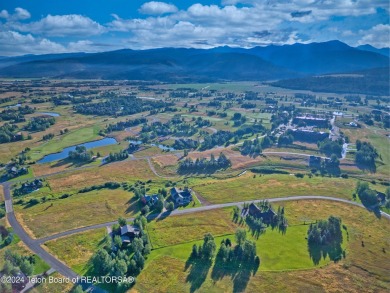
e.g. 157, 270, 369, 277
13, 14, 105, 37
358, 24, 390, 48
0, 7, 31, 21
14, 7, 31, 20
139, 2, 178, 15
0, 10, 9, 19
0, 31, 66, 56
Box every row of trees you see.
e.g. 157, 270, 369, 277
178, 153, 231, 174
74, 96, 170, 116
104, 150, 129, 163
105, 117, 147, 133
173, 138, 199, 150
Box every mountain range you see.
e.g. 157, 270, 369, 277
0, 41, 388, 91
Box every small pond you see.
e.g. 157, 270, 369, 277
37, 137, 117, 164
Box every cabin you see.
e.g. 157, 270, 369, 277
170, 187, 192, 205
120, 225, 141, 244
141, 194, 159, 207
247, 203, 276, 225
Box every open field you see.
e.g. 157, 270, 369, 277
44, 228, 106, 275
191, 172, 358, 204
35, 159, 158, 195
148, 208, 239, 248
133, 200, 390, 293
14, 188, 139, 238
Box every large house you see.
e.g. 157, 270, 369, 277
247, 203, 276, 225
120, 225, 140, 244
170, 187, 192, 205
141, 194, 159, 207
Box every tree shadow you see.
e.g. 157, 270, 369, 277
308, 241, 343, 265
185, 256, 212, 293
211, 256, 257, 293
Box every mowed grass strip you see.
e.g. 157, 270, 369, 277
147, 208, 239, 248
15, 188, 138, 238
44, 228, 106, 275
191, 173, 357, 204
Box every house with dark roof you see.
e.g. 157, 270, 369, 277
120, 225, 140, 244
141, 194, 159, 207
247, 203, 276, 225
170, 187, 192, 205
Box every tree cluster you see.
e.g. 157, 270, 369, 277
214, 229, 259, 273
355, 140, 378, 171
355, 181, 379, 207
74, 96, 170, 116
240, 136, 271, 157
318, 138, 342, 157
173, 138, 199, 150
105, 117, 147, 133
68, 146, 94, 162
24, 116, 55, 132
191, 233, 217, 260
1, 250, 36, 292
91, 216, 151, 291
105, 150, 129, 163
178, 153, 231, 174
0, 123, 24, 144
307, 216, 343, 246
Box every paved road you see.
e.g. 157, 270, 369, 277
28, 194, 390, 244
2, 182, 79, 279
2, 182, 105, 292
263, 151, 328, 159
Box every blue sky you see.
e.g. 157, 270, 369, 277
0, 1, 389, 56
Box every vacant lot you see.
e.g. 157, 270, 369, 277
191, 173, 357, 204
41, 159, 157, 194
44, 228, 106, 275
148, 208, 239, 248
15, 188, 139, 238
